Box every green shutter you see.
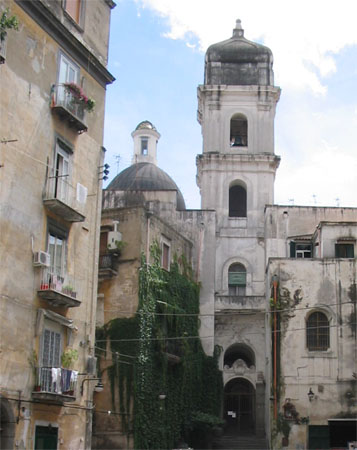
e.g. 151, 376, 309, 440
228, 272, 246, 285
290, 241, 296, 257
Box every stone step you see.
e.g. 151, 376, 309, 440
212, 434, 269, 450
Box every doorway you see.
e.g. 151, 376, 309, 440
34, 425, 58, 450
224, 378, 255, 435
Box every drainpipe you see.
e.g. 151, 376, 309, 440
272, 274, 279, 421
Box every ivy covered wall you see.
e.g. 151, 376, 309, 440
96, 247, 223, 449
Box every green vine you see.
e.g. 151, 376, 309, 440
96, 242, 223, 449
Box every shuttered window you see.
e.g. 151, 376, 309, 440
42, 329, 62, 367
228, 264, 246, 296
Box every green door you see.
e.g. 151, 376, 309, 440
34, 426, 58, 450
308, 425, 329, 450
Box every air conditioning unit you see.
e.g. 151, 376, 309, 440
33, 251, 51, 267
107, 231, 122, 250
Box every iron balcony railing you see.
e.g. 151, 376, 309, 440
38, 269, 81, 307
99, 254, 116, 270
43, 175, 86, 222
50, 84, 87, 132
34, 367, 78, 396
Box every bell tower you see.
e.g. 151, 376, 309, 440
196, 21, 281, 438
197, 19, 280, 224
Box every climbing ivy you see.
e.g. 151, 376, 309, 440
96, 243, 223, 449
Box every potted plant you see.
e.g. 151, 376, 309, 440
0, 8, 19, 61
28, 350, 39, 389
63, 82, 95, 113
61, 348, 78, 369
63, 284, 75, 297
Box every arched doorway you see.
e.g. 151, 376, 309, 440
0, 397, 15, 450
224, 378, 255, 435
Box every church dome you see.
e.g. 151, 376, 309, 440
135, 120, 157, 132
107, 162, 186, 210
205, 20, 274, 86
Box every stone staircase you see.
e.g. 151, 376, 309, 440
212, 433, 269, 450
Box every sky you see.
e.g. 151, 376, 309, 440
103, 0, 357, 209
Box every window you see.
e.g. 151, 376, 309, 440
57, 52, 80, 103
47, 222, 68, 278
64, 0, 82, 24
53, 140, 70, 203
228, 263, 246, 296
141, 137, 149, 155
306, 312, 329, 351
335, 243, 354, 258
161, 239, 171, 271
230, 113, 248, 147
290, 241, 312, 258
41, 327, 62, 368
229, 185, 247, 217
39, 321, 63, 392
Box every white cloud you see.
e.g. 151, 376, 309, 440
134, 0, 357, 95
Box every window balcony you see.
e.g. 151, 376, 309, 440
43, 176, 86, 222
98, 253, 118, 281
38, 270, 80, 308
50, 84, 88, 133
215, 295, 265, 311
33, 367, 78, 404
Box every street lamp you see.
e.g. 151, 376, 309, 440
307, 388, 315, 402
80, 378, 104, 396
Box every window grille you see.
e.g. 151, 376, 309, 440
306, 312, 329, 351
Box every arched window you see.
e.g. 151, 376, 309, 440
229, 185, 247, 217
228, 263, 246, 296
230, 113, 248, 147
306, 312, 330, 351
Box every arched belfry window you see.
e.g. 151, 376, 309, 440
229, 184, 247, 217
228, 263, 246, 296
306, 311, 330, 351
230, 113, 248, 147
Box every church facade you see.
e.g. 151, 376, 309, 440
94, 21, 356, 449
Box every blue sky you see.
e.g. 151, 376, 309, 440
103, 0, 357, 209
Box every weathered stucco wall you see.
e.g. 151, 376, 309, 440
267, 258, 357, 449
0, 0, 112, 448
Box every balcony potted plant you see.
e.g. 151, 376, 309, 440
61, 348, 78, 395
61, 348, 78, 369
63, 284, 76, 298
0, 9, 19, 62
28, 350, 41, 391
63, 82, 95, 113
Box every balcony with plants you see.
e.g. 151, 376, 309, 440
0, 9, 19, 64
38, 269, 80, 307
32, 350, 79, 404
50, 83, 95, 133
43, 174, 86, 222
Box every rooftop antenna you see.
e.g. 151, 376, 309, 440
114, 154, 121, 174
335, 198, 340, 207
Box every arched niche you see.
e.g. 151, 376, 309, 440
224, 343, 255, 368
